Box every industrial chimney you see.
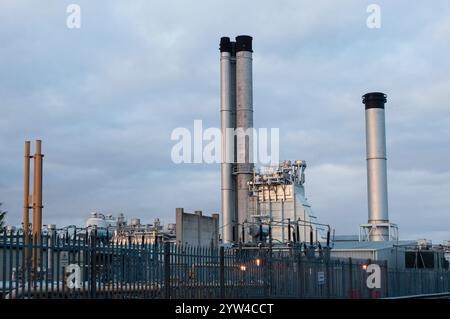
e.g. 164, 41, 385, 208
235, 35, 253, 243
220, 35, 253, 243
220, 37, 235, 244
362, 92, 391, 241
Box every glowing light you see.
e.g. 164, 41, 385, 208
362, 264, 368, 270
255, 258, 262, 267
240, 264, 247, 272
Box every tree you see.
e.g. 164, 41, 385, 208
0, 202, 6, 232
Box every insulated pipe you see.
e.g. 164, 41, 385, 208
236, 35, 253, 243
363, 92, 389, 241
220, 37, 234, 244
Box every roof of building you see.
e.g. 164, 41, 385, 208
333, 235, 359, 242
332, 240, 417, 251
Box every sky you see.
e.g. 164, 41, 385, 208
0, 1, 449, 243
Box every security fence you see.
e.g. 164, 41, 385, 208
1, 231, 449, 299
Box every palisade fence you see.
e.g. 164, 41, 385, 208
1, 230, 450, 299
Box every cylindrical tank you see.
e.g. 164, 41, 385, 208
117, 213, 126, 227
85, 212, 108, 237
167, 223, 176, 234
104, 214, 117, 228
47, 224, 56, 235
363, 92, 389, 241
131, 218, 140, 226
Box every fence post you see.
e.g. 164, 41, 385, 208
269, 243, 273, 297
326, 259, 331, 298
89, 233, 97, 299
383, 260, 389, 297
348, 257, 353, 298
164, 242, 170, 299
220, 246, 225, 299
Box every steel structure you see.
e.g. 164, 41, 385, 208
220, 35, 254, 244
220, 37, 235, 244
247, 160, 329, 245
2, 231, 450, 299
361, 93, 397, 241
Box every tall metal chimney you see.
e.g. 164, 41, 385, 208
362, 92, 389, 241
220, 37, 235, 243
235, 35, 253, 243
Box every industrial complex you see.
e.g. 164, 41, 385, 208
1, 35, 449, 299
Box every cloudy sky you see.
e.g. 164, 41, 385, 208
1, 1, 449, 242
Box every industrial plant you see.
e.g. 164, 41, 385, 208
1, 35, 449, 299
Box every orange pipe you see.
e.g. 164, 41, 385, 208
32, 140, 43, 269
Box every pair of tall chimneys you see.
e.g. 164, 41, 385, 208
23, 140, 44, 250
220, 35, 253, 243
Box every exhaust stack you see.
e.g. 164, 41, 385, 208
220, 37, 235, 243
362, 92, 390, 241
220, 35, 253, 243
235, 35, 253, 243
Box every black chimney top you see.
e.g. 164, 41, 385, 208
235, 35, 253, 52
362, 92, 387, 109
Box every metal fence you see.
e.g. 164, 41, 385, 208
1, 231, 449, 299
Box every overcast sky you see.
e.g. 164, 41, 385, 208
1, 1, 449, 243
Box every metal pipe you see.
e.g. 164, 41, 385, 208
32, 140, 43, 266
230, 42, 237, 243
23, 141, 31, 267
220, 37, 235, 244
287, 218, 291, 242
236, 35, 253, 243
363, 92, 389, 241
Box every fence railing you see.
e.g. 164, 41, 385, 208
1, 231, 449, 299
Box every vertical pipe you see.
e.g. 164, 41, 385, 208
236, 35, 253, 243
23, 141, 31, 268
32, 140, 43, 268
164, 242, 170, 298
220, 37, 235, 244
230, 43, 238, 244
362, 93, 389, 241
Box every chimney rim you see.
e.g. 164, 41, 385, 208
362, 92, 387, 109
220, 36, 232, 53
235, 35, 253, 52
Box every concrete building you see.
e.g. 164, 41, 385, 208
175, 208, 219, 248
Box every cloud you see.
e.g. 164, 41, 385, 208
0, 0, 449, 243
